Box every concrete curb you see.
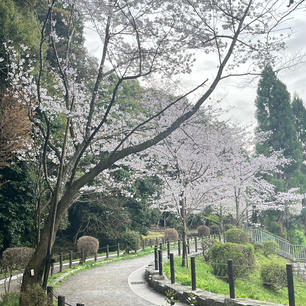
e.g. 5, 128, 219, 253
145, 263, 286, 306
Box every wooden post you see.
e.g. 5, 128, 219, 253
286, 264, 295, 306
187, 242, 190, 254
59, 253, 63, 272
167, 240, 170, 259
155, 237, 158, 245
51, 260, 54, 275
69, 251, 72, 268
170, 253, 175, 284
228, 259, 235, 298
159, 242, 162, 251
58, 295, 65, 306
142, 239, 145, 250
149, 239, 152, 248
106, 245, 109, 258
158, 250, 163, 276
178, 240, 181, 256
117, 243, 120, 257
47, 286, 53, 304
154, 246, 158, 270
94, 252, 97, 262
191, 257, 196, 290
195, 237, 198, 252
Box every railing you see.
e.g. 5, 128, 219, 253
250, 228, 306, 262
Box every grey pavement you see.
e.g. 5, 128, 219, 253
54, 253, 187, 306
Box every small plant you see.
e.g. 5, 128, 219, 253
260, 262, 287, 290
20, 284, 52, 306
225, 228, 248, 244
120, 230, 141, 253
165, 289, 177, 305
263, 241, 279, 257
186, 292, 197, 306
76, 236, 99, 260
164, 228, 179, 241
197, 225, 210, 237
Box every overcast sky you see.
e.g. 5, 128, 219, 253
84, 7, 306, 130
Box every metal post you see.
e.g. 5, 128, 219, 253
158, 250, 163, 276
191, 257, 196, 290
59, 253, 63, 272
69, 251, 72, 268
170, 253, 175, 284
47, 286, 53, 304
167, 240, 170, 259
159, 242, 162, 251
94, 252, 97, 262
228, 259, 235, 298
154, 246, 158, 270
286, 264, 295, 306
178, 240, 181, 256
58, 295, 65, 306
117, 243, 120, 257
106, 245, 109, 258
195, 237, 198, 252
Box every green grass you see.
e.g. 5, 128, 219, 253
164, 252, 306, 306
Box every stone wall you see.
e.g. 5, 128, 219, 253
292, 263, 306, 280
145, 264, 286, 306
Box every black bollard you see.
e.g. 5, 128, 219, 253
286, 264, 295, 306
228, 259, 235, 298
191, 257, 196, 290
159, 242, 162, 251
170, 253, 175, 284
154, 246, 158, 270
47, 286, 53, 304
167, 241, 170, 259
158, 249, 163, 276
195, 237, 198, 252
58, 295, 65, 306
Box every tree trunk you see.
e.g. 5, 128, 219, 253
180, 198, 188, 267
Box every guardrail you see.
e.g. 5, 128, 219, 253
250, 228, 306, 262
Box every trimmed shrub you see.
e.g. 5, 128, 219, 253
210, 224, 220, 235
225, 228, 248, 244
209, 242, 254, 279
1, 247, 34, 272
263, 241, 279, 257
164, 228, 179, 241
201, 237, 217, 261
260, 262, 287, 289
120, 230, 141, 253
76, 236, 99, 258
197, 225, 210, 237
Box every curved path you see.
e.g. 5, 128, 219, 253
54, 253, 187, 306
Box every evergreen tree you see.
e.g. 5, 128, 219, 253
255, 65, 303, 189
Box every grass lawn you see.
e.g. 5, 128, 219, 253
164, 251, 306, 306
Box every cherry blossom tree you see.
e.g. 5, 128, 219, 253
2, 0, 304, 299
147, 108, 233, 266
214, 130, 304, 228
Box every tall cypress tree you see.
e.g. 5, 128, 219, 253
255, 65, 303, 189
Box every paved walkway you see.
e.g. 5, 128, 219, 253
54, 253, 187, 306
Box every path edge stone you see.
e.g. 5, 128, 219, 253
145, 263, 286, 306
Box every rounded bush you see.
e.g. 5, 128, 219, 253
263, 241, 279, 257
1, 247, 34, 272
210, 224, 220, 235
225, 228, 248, 244
209, 242, 254, 279
120, 230, 141, 253
164, 228, 179, 241
197, 225, 210, 237
77, 236, 99, 257
260, 262, 287, 289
